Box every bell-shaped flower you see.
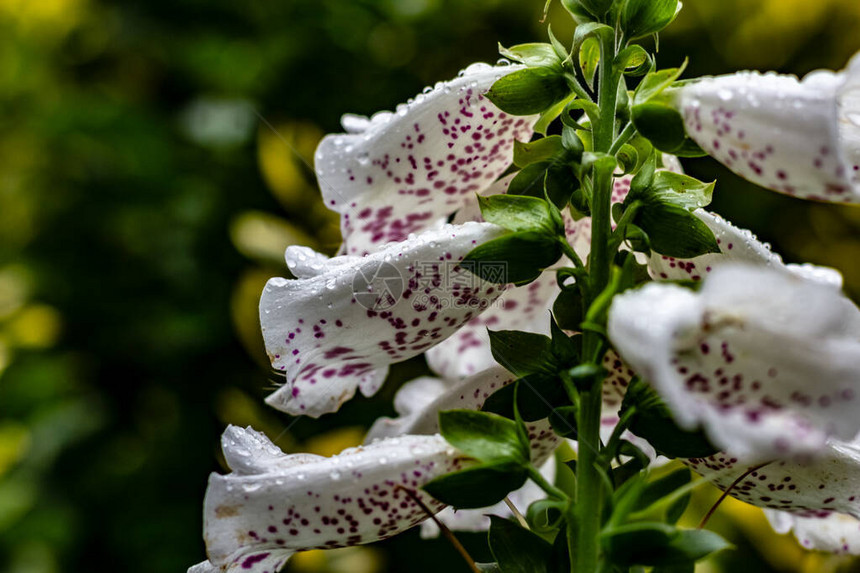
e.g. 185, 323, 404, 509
259, 222, 508, 417
426, 275, 559, 379
648, 209, 844, 288
686, 439, 860, 536
675, 52, 860, 203
766, 507, 860, 555
607, 264, 860, 462
366, 365, 561, 536
189, 426, 469, 573
315, 63, 537, 256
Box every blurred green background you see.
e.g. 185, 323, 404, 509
1, 0, 859, 572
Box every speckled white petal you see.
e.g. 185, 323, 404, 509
766, 509, 860, 554
608, 264, 860, 461
426, 273, 559, 379
260, 222, 508, 417
315, 63, 538, 256
419, 457, 558, 538
187, 561, 219, 573
676, 53, 860, 203
198, 427, 468, 573
648, 210, 844, 288
686, 439, 860, 518
366, 365, 560, 466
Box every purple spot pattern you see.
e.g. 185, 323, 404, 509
260, 223, 508, 417
426, 272, 559, 379
648, 210, 783, 282
686, 439, 860, 519
678, 71, 860, 204
314, 63, 538, 255
203, 431, 468, 572
608, 266, 860, 461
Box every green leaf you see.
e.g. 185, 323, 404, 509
548, 406, 578, 439
486, 68, 570, 116
649, 171, 715, 209
499, 43, 563, 69
424, 463, 528, 508
634, 203, 720, 258
477, 194, 562, 235
488, 330, 555, 377
616, 144, 639, 174
620, 380, 719, 458
550, 316, 578, 365
552, 288, 583, 331
569, 0, 615, 18
513, 136, 565, 168
483, 374, 571, 421
476, 564, 503, 573
526, 498, 567, 533
534, 95, 575, 136
602, 523, 730, 567
671, 139, 708, 158
561, 0, 597, 23
489, 516, 553, 573
463, 231, 563, 285
634, 468, 691, 523
438, 409, 530, 465
616, 44, 651, 76
579, 36, 600, 89
547, 25, 569, 61
632, 102, 686, 153
621, 0, 681, 40
633, 64, 687, 106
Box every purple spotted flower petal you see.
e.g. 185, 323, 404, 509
190, 426, 468, 573
366, 365, 560, 464
648, 210, 842, 287
366, 365, 561, 536
686, 439, 860, 520
607, 264, 860, 462
260, 222, 509, 418
426, 273, 559, 379
766, 508, 860, 554
676, 52, 860, 203
315, 63, 537, 256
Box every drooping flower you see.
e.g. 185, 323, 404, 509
607, 264, 860, 462
366, 365, 561, 536
259, 222, 510, 417
675, 51, 860, 203
766, 506, 860, 555
189, 427, 469, 573
647, 209, 844, 288
315, 63, 538, 256
686, 438, 860, 537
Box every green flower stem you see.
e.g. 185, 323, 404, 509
608, 121, 636, 156
560, 239, 586, 270
571, 29, 621, 573
528, 464, 570, 501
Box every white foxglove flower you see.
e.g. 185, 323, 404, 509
687, 439, 860, 530
676, 52, 860, 203
366, 366, 562, 536
607, 264, 860, 462
766, 508, 860, 555
648, 209, 843, 288
426, 275, 559, 379
315, 63, 537, 256
189, 427, 467, 573
259, 222, 507, 417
